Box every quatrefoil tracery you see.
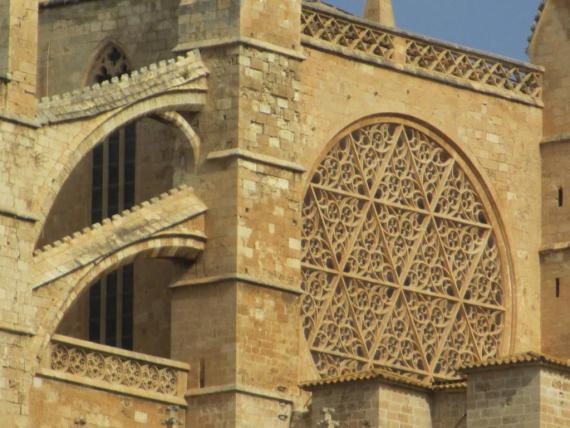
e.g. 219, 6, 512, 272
301, 120, 505, 381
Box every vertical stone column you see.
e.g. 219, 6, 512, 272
173, 1, 305, 426
0, 0, 38, 121
529, 0, 570, 359
0, 2, 40, 426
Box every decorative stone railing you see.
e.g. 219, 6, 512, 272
301, 2, 543, 103
38, 334, 189, 405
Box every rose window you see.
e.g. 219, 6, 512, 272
301, 118, 506, 381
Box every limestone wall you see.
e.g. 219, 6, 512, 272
466, 366, 540, 427
431, 389, 466, 428
540, 369, 570, 427
306, 380, 433, 427
379, 384, 432, 428
540, 249, 570, 357
38, 0, 179, 96
30, 376, 184, 427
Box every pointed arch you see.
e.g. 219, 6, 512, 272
86, 40, 132, 85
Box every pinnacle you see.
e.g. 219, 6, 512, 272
363, 0, 396, 27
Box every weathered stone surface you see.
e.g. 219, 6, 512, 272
0, 0, 566, 427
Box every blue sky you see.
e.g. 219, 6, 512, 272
327, 0, 542, 61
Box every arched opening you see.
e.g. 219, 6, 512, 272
37, 43, 199, 355
56, 258, 188, 358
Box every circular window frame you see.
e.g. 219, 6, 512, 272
301, 113, 514, 380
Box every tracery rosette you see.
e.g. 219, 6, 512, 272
301, 117, 508, 381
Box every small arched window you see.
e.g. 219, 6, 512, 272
90, 44, 131, 84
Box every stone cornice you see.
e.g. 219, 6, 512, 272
174, 37, 306, 61
300, 367, 466, 393
0, 321, 36, 337
170, 273, 303, 296
186, 383, 295, 404
207, 148, 306, 173
540, 133, 570, 145
539, 241, 570, 255
460, 351, 570, 375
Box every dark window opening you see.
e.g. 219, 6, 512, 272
556, 278, 561, 298
88, 45, 136, 351
559, 187, 564, 207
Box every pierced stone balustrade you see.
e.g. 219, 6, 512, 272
39, 335, 189, 405
301, 2, 543, 104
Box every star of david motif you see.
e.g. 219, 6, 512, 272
301, 121, 505, 381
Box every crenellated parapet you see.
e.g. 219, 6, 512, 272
32, 185, 207, 289
38, 50, 209, 125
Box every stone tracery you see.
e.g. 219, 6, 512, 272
301, 118, 506, 381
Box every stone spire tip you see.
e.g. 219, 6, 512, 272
364, 0, 395, 27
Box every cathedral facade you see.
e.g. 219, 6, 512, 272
0, 0, 568, 426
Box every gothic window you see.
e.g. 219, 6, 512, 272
89, 44, 135, 350
90, 44, 130, 84
301, 117, 506, 381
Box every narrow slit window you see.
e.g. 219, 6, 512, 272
556, 278, 561, 298
559, 187, 564, 207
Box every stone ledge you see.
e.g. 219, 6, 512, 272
301, 368, 432, 392
174, 36, 307, 61
170, 273, 303, 295
527, 1, 547, 49
539, 241, 570, 254
37, 369, 188, 406
0, 321, 35, 337
186, 383, 295, 404
0, 111, 41, 128
207, 148, 306, 173
540, 132, 570, 145
301, 368, 467, 392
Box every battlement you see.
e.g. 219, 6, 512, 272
35, 184, 203, 256
32, 185, 207, 289
302, 2, 543, 104
38, 50, 209, 125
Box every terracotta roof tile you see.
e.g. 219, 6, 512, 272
301, 368, 467, 392
460, 352, 570, 373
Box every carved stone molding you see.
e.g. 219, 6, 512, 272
40, 335, 189, 404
